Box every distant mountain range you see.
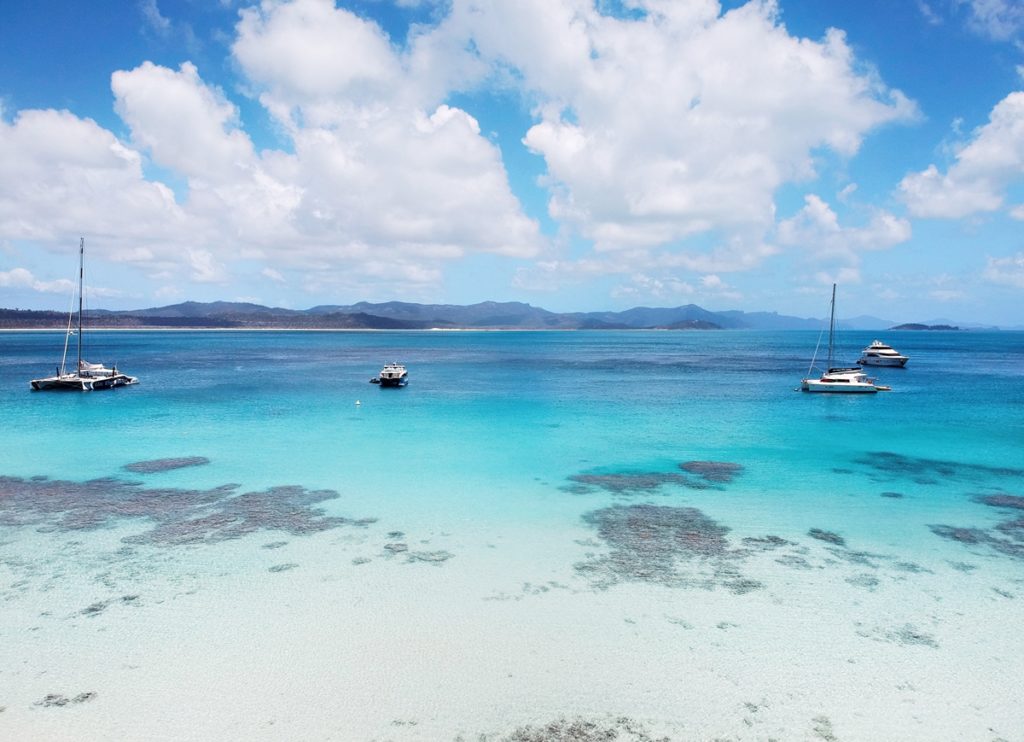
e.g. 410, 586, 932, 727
0, 300, 1006, 330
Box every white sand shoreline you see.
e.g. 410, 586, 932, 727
2, 515, 1021, 742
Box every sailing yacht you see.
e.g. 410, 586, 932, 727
30, 239, 138, 391
800, 285, 887, 394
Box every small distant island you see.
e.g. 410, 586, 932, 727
889, 323, 960, 331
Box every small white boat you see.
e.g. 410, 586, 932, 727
30, 238, 139, 392
800, 284, 887, 394
375, 362, 408, 387
858, 339, 908, 367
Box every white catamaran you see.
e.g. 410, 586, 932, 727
800, 284, 888, 394
30, 239, 138, 391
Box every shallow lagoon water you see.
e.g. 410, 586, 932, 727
1, 329, 1022, 740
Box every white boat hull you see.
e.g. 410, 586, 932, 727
31, 373, 139, 391
801, 378, 878, 393
801, 366, 883, 393
376, 362, 408, 387
858, 356, 908, 367
857, 340, 908, 367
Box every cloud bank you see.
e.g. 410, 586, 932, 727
0, 0, 923, 303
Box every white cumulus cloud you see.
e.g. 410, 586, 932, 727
435, 0, 915, 258
779, 195, 911, 255
0, 267, 74, 294
777, 193, 911, 283
983, 251, 1024, 288
0, 0, 921, 304
229, 0, 544, 264
0, 109, 184, 249
900, 91, 1024, 218
959, 0, 1024, 41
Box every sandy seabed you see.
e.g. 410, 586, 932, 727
2, 510, 1022, 742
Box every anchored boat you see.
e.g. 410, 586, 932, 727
800, 285, 887, 394
858, 339, 909, 367
30, 239, 138, 391
372, 362, 408, 387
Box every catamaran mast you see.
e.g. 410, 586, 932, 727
77, 237, 84, 375
826, 282, 836, 369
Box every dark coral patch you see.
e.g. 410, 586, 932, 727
974, 493, 1024, 510
854, 452, 1024, 483
930, 491, 1024, 561
268, 563, 298, 573
123, 457, 211, 473
565, 472, 691, 495
679, 460, 744, 484
576, 503, 756, 591
929, 524, 1024, 560
775, 554, 812, 570
35, 692, 96, 708
846, 574, 880, 590
891, 624, 939, 649
407, 550, 454, 564
741, 535, 791, 550
0, 475, 374, 546
725, 577, 763, 594
502, 716, 669, 742
930, 525, 985, 545
128, 486, 373, 546
808, 528, 846, 547
81, 601, 109, 617
996, 518, 1024, 539
564, 458, 745, 497
828, 549, 882, 568
76, 595, 139, 619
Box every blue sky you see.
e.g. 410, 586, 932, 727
2, 0, 1024, 324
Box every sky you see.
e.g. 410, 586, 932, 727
2, 0, 1024, 324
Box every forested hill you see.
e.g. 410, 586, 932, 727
0, 300, 912, 330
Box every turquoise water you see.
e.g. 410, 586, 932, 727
3, 330, 1020, 531
1, 329, 1023, 739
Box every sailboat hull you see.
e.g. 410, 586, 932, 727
31, 376, 90, 391
800, 379, 878, 393
31, 373, 138, 391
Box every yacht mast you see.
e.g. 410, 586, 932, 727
77, 237, 84, 375
826, 283, 836, 369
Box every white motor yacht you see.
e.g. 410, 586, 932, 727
375, 362, 408, 387
858, 340, 908, 367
